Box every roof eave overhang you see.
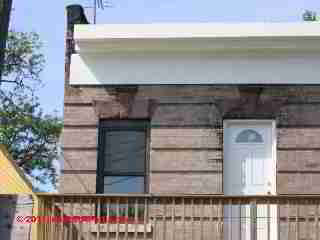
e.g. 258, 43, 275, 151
73, 23, 320, 53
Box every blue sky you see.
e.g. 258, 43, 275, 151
10, 0, 320, 116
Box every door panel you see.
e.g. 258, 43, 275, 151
223, 120, 277, 240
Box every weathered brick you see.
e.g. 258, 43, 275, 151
277, 173, 320, 194
150, 173, 222, 194
277, 150, 320, 171
278, 128, 320, 148
59, 173, 96, 194
63, 150, 97, 170
62, 128, 97, 149
151, 104, 221, 126
64, 105, 98, 126
277, 104, 320, 126
150, 150, 222, 171
151, 129, 221, 149
64, 86, 116, 104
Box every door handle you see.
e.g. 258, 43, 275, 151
241, 159, 246, 186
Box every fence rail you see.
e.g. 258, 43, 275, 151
36, 194, 320, 240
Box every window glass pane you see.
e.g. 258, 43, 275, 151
104, 131, 145, 172
103, 176, 145, 193
235, 129, 263, 143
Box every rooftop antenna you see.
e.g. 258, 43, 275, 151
87, 0, 112, 24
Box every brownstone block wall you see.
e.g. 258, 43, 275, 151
60, 85, 320, 195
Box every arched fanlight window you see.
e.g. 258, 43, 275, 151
235, 129, 263, 143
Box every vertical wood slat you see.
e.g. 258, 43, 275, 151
153, 198, 157, 240
316, 200, 319, 240
51, 197, 55, 240
60, 197, 64, 240
287, 200, 290, 239
182, 198, 185, 240
229, 199, 232, 240
40, 198, 45, 240
43, 199, 46, 240
78, 198, 83, 240
144, 197, 148, 240
306, 199, 310, 240
172, 197, 175, 240
116, 198, 120, 240
41, 197, 45, 240
68, 198, 74, 240
107, 198, 110, 239
88, 198, 92, 240
250, 200, 256, 240
135, 198, 138, 240
47, 199, 51, 240
296, 201, 299, 240
211, 198, 215, 239
44, 199, 48, 240
191, 198, 194, 240
163, 198, 167, 240
277, 200, 280, 240
200, 198, 204, 240
97, 198, 101, 240
125, 198, 129, 240
267, 199, 270, 240
238, 199, 242, 240
219, 200, 223, 240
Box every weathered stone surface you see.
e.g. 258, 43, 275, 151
151, 129, 222, 149
64, 86, 116, 104
64, 105, 98, 126
62, 84, 320, 195
277, 173, 320, 194
151, 104, 221, 126
63, 150, 97, 170
93, 99, 150, 119
150, 150, 222, 171
277, 104, 320, 126
59, 173, 96, 193
62, 128, 97, 149
150, 173, 222, 194
278, 128, 320, 148
277, 150, 320, 171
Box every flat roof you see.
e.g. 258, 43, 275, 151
75, 22, 320, 40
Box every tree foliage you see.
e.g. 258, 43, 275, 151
0, 31, 62, 188
2, 31, 44, 87
303, 10, 318, 21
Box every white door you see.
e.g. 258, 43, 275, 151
223, 120, 277, 240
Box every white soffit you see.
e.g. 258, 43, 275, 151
74, 22, 320, 52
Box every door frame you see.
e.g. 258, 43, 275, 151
223, 119, 277, 195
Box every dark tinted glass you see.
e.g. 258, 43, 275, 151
104, 131, 145, 173
103, 176, 145, 193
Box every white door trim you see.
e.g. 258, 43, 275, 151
223, 119, 277, 195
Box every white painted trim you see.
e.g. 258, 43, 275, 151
223, 119, 277, 195
75, 22, 320, 40
74, 22, 320, 53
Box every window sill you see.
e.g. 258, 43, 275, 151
90, 223, 152, 233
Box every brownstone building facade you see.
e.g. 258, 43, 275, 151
54, 5, 320, 239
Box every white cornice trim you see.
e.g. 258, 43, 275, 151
74, 22, 320, 53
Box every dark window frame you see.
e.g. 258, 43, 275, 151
96, 120, 149, 194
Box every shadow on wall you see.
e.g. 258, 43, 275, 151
0, 195, 33, 240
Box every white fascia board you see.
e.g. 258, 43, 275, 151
74, 22, 320, 40
74, 22, 320, 53
70, 51, 320, 85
